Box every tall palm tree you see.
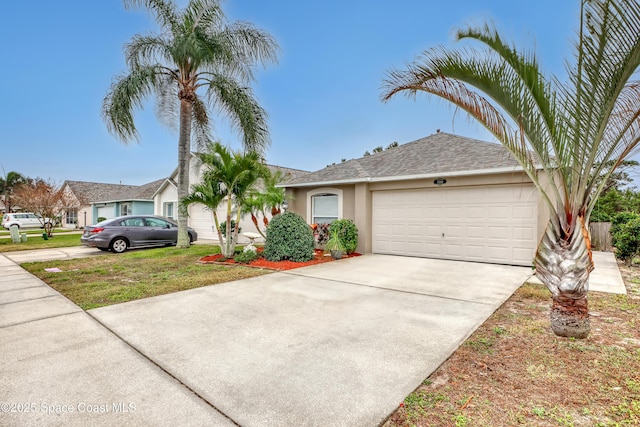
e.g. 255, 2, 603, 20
188, 142, 265, 257
382, 0, 640, 338
103, 0, 278, 248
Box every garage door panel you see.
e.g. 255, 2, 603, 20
373, 184, 537, 266
467, 226, 485, 239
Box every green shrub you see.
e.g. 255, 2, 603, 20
97, 217, 107, 223
328, 219, 358, 254
219, 220, 241, 236
611, 211, 640, 238
234, 250, 260, 264
264, 212, 314, 262
613, 217, 640, 264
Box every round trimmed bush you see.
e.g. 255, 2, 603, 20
264, 212, 314, 262
328, 219, 358, 254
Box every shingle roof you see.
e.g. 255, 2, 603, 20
283, 132, 521, 186
64, 179, 165, 203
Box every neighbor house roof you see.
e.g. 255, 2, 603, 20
64, 179, 165, 204
282, 132, 524, 187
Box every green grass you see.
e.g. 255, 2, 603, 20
22, 244, 271, 309
0, 228, 73, 236
0, 233, 82, 252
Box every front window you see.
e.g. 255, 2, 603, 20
312, 194, 339, 224
121, 203, 131, 216
66, 209, 78, 225
163, 202, 175, 220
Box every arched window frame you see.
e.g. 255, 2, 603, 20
307, 188, 343, 224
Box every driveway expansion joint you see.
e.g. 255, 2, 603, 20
281, 269, 501, 306
85, 310, 242, 427
0, 294, 59, 306
0, 310, 83, 329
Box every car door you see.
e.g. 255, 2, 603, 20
119, 217, 147, 247
143, 217, 176, 245
27, 214, 41, 228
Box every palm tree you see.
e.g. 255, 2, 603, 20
0, 171, 28, 213
181, 180, 226, 245
382, 0, 640, 339
103, 0, 278, 248
241, 168, 287, 238
187, 142, 265, 257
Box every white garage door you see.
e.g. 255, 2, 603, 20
97, 206, 115, 220
372, 184, 538, 266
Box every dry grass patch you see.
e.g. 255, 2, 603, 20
385, 268, 640, 427
22, 245, 270, 310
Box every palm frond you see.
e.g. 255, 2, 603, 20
102, 66, 162, 142
123, 0, 180, 35
206, 74, 270, 154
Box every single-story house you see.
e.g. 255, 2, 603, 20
61, 179, 164, 228
282, 132, 549, 267
153, 154, 308, 242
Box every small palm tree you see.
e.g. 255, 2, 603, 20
242, 169, 287, 238
103, 0, 278, 248
188, 142, 265, 257
181, 181, 226, 244
382, 0, 640, 338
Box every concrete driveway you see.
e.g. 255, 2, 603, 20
88, 254, 533, 426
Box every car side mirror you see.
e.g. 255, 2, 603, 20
165, 224, 171, 229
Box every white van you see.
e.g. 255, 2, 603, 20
1, 213, 53, 229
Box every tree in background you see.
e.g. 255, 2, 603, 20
0, 171, 28, 213
11, 179, 67, 236
103, 0, 278, 249
382, 0, 640, 338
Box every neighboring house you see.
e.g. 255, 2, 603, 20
282, 132, 549, 267
154, 154, 308, 242
61, 179, 165, 228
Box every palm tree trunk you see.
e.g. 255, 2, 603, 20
534, 218, 593, 339
251, 213, 266, 239
212, 211, 225, 251
176, 98, 193, 248
223, 197, 233, 257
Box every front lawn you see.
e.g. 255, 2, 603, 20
0, 233, 82, 252
22, 245, 270, 310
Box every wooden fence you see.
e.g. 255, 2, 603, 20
589, 222, 612, 252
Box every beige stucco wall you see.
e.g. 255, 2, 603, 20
287, 170, 551, 256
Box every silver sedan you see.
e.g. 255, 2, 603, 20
80, 215, 197, 253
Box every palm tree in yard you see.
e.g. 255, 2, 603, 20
184, 142, 265, 257
242, 168, 287, 238
102, 0, 278, 248
382, 0, 640, 338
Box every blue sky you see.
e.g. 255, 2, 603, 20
0, 1, 582, 185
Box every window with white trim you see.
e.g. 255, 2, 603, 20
311, 194, 339, 224
163, 202, 175, 219
121, 203, 131, 216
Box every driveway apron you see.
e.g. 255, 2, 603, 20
90, 254, 533, 426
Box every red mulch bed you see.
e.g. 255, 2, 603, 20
199, 249, 360, 271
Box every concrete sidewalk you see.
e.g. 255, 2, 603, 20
0, 253, 233, 426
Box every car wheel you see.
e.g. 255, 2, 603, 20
189, 233, 194, 243
110, 238, 128, 253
